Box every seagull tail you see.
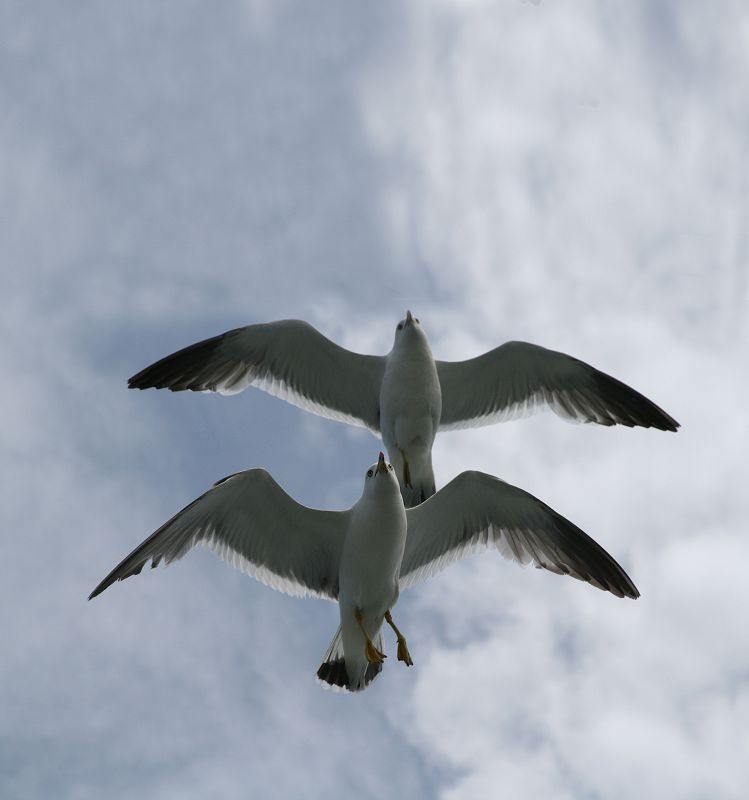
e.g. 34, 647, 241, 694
315, 625, 383, 692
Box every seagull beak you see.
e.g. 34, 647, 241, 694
405, 310, 413, 327
375, 451, 388, 475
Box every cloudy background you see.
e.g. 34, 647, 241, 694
2, 1, 747, 797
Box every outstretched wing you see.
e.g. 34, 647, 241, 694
89, 470, 349, 601
437, 341, 679, 431
401, 471, 639, 598
128, 320, 385, 432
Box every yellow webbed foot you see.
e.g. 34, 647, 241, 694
365, 639, 387, 663
356, 607, 387, 663
396, 637, 414, 667
385, 609, 414, 667
403, 457, 412, 488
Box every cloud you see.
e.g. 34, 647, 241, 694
359, 0, 749, 340
1, 4, 433, 798
356, 2, 749, 797
2, 2, 747, 799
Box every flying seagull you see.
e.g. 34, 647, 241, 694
128, 313, 679, 506
89, 453, 639, 692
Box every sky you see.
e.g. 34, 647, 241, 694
2, 1, 748, 797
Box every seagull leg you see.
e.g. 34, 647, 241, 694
399, 449, 412, 488
385, 610, 414, 666
355, 607, 387, 663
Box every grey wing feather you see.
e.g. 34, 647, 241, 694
128, 320, 385, 432
401, 471, 639, 599
437, 341, 679, 432
89, 470, 348, 601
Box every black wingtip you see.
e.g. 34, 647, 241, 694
127, 365, 183, 391
127, 370, 159, 391
127, 361, 165, 390
126, 332, 227, 391
591, 372, 680, 432
618, 576, 641, 600
546, 506, 642, 600
652, 412, 680, 433
88, 574, 118, 600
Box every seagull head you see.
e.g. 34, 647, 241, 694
393, 310, 425, 346
363, 452, 400, 496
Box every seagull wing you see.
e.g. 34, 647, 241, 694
437, 341, 679, 431
89, 470, 349, 601
128, 320, 385, 431
400, 471, 639, 598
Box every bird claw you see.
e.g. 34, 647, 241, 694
365, 640, 387, 663
403, 459, 412, 488
396, 637, 414, 667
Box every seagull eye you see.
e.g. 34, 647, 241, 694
367, 469, 373, 477
388, 465, 393, 471
397, 323, 403, 331
415, 318, 420, 324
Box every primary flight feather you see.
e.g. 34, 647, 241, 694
90, 454, 639, 692
128, 313, 679, 506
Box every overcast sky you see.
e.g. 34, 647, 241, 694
2, 1, 748, 798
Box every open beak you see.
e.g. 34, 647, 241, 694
375, 451, 388, 475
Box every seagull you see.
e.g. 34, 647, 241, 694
128, 314, 680, 508
89, 452, 639, 692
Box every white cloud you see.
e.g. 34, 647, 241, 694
358, 2, 749, 798
360, 0, 749, 340
3, 2, 747, 798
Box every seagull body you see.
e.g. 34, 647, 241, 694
379, 315, 441, 505
90, 454, 639, 692
128, 313, 679, 507
335, 455, 408, 688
